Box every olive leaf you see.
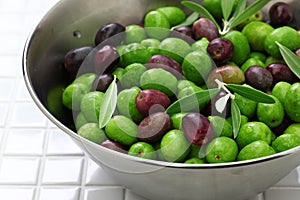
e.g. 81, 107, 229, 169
226, 84, 275, 103
231, 99, 241, 139
181, 1, 221, 31
215, 80, 274, 138
232, 0, 247, 18
171, 12, 199, 30
182, 0, 270, 35
230, 0, 271, 27
277, 42, 300, 79
166, 88, 219, 115
99, 75, 118, 129
221, 0, 236, 21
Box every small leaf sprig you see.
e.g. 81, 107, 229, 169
99, 75, 118, 129
171, 12, 200, 30
277, 42, 300, 79
166, 88, 220, 114
167, 79, 275, 138
215, 79, 275, 138
180, 0, 270, 35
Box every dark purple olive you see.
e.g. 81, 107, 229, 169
95, 23, 125, 46
64, 46, 94, 75
137, 112, 172, 143
245, 66, 273, 92
207, 38, 234, 64
192, 18, 219, 41
271, 117, 292, 137
269, 2, 293, 27
136, 89, 171, 117
92, 74, 114, 92
203, 90, 231, 118
182, 113, 213, 146
93, 45, 120, 74
266, 63, 298, 84
172, 26, 194, 38
147, 54, 183, 79
100, 140, 126, 153
169, 26, 195, 44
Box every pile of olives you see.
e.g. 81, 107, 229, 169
61, 1, 300, 164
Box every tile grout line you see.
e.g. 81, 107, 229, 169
79, 155, 89, 200
0, 73, 21, 172
32, 119, 51, 200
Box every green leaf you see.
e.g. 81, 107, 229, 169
221, 0, 236, 21
231, 100, 241, 139
171, 12, 199, 30
181, 1, 221, 31
99, 75, 118, 129
232, 0, 246, 18
166, 88, 219, 115
227, 84, 275, 104
277, 42, 300, 79
230, 0, 270, 27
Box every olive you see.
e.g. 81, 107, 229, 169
137, 112, 172, 143
169, 26, 195, 44
207, 38, 234, 64
136, 89, 171, 117
245, 66, 273, 92
147, 54, 183, 79
100, 140, 126, 153
207, 65, 245, 88
94, 23, 126, 46
269, 2, 293, 27
181, 112, 213, 146
64, 46, 94, 75
93, 45, 120, 74
266, 63, 298, 84
203, 90, 231, 118
271, 117, 292, 137
92, 74, 114, 92
172, 26, 194, 39
192, 18, 219, 41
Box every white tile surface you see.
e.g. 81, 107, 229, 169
0, 157, 40, 184
0, 55, 21, 77
0, 129, 3, 144
46, 129, 84, 155
0, 103, 9, 126
0, 0, 28, 13
38, 187, 80, 200
83, 187, 124, 200
0, 187, 35, 200
9, 102, 48, 127
4, 128, 46, 155
42, 157, 84, 184
0, 78, 15, 101
85, 159, 119, 185
15, 80, 33, 101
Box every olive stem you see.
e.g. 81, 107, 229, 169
219, 20, 231, 35
215, 79, 235, 100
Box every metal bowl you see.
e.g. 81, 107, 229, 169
23, 0, 300, 199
